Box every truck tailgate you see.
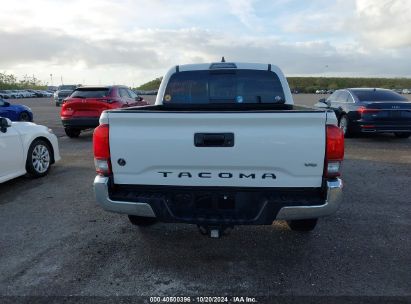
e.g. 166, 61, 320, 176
108, 111, 327, 188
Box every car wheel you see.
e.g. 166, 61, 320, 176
287, 218, 318, 232
394, 132, 411, 139
338, 115, 352, 137
128, 215, 157, 226
64, 128, 81, 138
19, 112, 31, 121
26, 139, 52, 178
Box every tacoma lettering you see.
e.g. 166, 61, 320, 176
157, 172, 276, 179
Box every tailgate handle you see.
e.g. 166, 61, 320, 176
194, 133, 234, 147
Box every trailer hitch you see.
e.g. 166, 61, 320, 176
197, 225, 233, 238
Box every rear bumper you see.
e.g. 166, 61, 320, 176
93, 176, 343, 224
352, 120, 411, 133
94, 176, 157, 218
61, 117, 99, 129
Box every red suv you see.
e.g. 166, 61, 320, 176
61, 86, 148, 138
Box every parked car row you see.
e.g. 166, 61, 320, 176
315, 89, 335, 94
134, 89, 158, 95
384, 88, 411, 95
314, 88, 411, 95
0, 89, 53, 99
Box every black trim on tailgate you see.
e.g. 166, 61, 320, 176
108, 104, 326, 113
108, 183, 326, 225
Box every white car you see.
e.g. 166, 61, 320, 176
0, 117, 61, 183
40, 90, 53, 97
0, 90, 12, 99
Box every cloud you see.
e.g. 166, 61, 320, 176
226, 0, 262, 30
351, 0, 411, 48
0, 29, 162, 68
2, 26, 410, 85
280, 0, 411, 50
0, 0, 410, 85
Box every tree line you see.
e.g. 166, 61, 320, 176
0, 72, 47, 90
287, 77, 411, 93
135, 76, 411, 93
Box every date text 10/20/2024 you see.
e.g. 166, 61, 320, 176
149, 296, 258, 303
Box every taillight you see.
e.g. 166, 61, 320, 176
358, 107, 380, 116
93, 124, 111, 176
324, 125, 344, 178
61, 107, 74, 117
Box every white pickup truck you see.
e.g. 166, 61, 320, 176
93, 62, 344, 236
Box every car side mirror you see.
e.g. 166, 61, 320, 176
318, 98, 331, 106
0, 117, 12, 133
314, 99, 331, 109
135, 96, 143, 102
2, 101, 10, 107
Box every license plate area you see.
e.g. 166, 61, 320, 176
76, 110, 98, 116
169, 191, 265, 222
390, 111, 402, 118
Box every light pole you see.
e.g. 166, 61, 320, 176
50, 74, 53, 86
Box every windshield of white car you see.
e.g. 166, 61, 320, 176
163, 69, 286, 104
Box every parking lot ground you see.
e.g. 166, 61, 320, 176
0, 96, 410, 297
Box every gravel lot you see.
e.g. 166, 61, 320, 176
0, 95, 410, 298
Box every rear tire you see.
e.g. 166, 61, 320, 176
19, 111, 30, 122
64, 128, 81, 138
128, 215, 157, 226
394, 132, 410, 139
26, 139, 52, 178
338, 115, 352, 137
287, 218, 318, 232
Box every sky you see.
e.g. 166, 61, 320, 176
0, 0, 410, 87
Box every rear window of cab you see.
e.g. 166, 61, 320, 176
163, 69, 285, 104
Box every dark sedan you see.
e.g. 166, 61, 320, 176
317, 88, 411, 138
